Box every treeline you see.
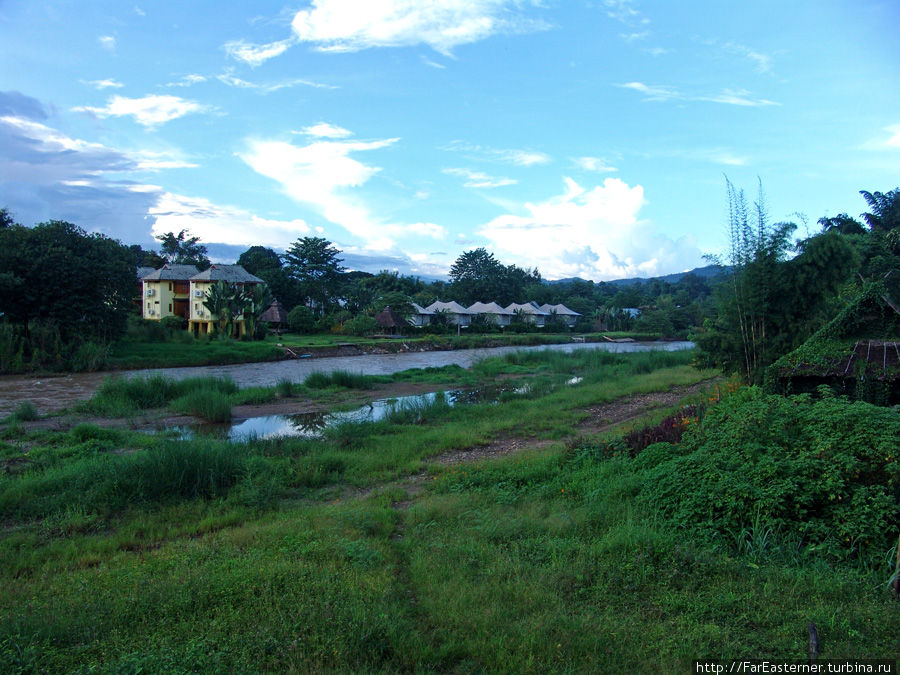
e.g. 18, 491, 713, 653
695, 184, 900, 383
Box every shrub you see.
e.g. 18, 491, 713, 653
636, 387, 900, 560
160, 315, 188, 332
342, 314, 378, 336
287, 305, 315, 334
8, 401, 38, 422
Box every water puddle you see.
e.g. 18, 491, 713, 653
178, 383, 526, 442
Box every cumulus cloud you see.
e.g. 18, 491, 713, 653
240, 134, 401, 248
149, 192, 311, 247
224, 38, 295, 66
477, 177, 703, 280
72, 95, 209, 127
290, 0, 548, 55
0, 110, 160, 237
443, 167, 516, 188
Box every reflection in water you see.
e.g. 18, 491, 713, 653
184, 383, 530, 442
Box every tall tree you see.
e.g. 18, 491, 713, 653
860, 189, 900, 232
283, 236, 345, 318
156, 229, 210, 269
0, 220, 134, 341
237, 245, 300, 310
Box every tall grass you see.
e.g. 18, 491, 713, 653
303, 370, 380, 390
77, 375, 238, 417
0, 440, 247, 519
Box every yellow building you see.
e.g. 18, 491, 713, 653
140, 264, 199, 321
188, 264, 263, 337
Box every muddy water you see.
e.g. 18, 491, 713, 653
0, 340, 693, 415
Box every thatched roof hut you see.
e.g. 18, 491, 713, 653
260, 300, 288, 328
767, 282, 900, 405
375, 306, 406, 335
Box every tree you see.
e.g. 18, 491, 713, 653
0, 220, 134, 342
241, 283, 274, 340
860, 189, 900, 232
202, 281, 236, 336
818, 213, 866, 236
283, 237, 344, 318
156, 229, 210, 269
696, 179, 857, 382
449, 248, 541, 306
237, 245, 301, 310
0, 207, 15, 229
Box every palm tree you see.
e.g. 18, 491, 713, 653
203, 280, 235, 336
860, 189, 900, 232
241, 283, 273, 339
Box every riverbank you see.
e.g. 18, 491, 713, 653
104, 331, 664, 371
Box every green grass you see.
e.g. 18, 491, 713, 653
1, 350, 894, 671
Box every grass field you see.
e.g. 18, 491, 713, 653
1, 349, 897, 672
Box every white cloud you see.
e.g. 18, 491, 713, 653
131, 149, 199, 171
167, 74, 208, 87
574, 156, 618, 172
224, 38, 295, 66
240, 135, 400, 248
84, 79, 124, 90
443, 167, 516, 188
619, 82, 779, 107
478, 177, 703, 280
290, 0, 548, 55
72, 95, 208, 127
134, 6, 146, 17
715, 40, 774, 74
617, 81, 679, 102
298, 122, 352, 138
216, 71, 334, 93
149, 192, 311, 248
863, 123, 900, 150
443, 140, 551, 166
98, 35, 116, 51
403, 222, 447, 239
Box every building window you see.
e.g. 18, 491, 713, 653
169, 304, 172, 313
168, 282, 172, 291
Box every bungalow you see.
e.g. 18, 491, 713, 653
467, 301, 515, 327
141, 264, 199, 321
188, 264, 264, 337
409, 302, 434, 327
538, 303, 582, 327
425, 300, 475, 327
505, 301, 550, 327
375, 306, 407, 335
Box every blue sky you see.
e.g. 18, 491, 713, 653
1, 1, 898, 281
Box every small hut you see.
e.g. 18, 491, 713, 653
375, 306, 406, 336
260, 300, 289, 332
766, 282, 900, 405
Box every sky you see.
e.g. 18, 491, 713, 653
1, 1, 898, 282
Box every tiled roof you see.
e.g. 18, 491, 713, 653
190, 264, 263, 283
136, 266, 156, 281
142, 264, 200, 281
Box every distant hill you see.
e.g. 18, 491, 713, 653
547, 264, 728, 287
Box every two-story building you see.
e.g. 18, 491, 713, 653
188, 264, 264, 337
141, 264, 199, 321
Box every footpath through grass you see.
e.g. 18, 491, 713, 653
1, 349, 897, 672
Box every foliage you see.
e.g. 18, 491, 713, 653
696, 180, 857, 382
449, 247, 541, 306
859, 188, 900, 232
286, 305, 316, 334
156, 229, 210, 269
0, 220, 135, 343
284, 236, 345, 318
237, 245, 302, 310
635, 386, 900, 560
622, 404, 700, 456
342, 314, 379, 337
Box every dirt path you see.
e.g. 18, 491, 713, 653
335, 379, 719, 509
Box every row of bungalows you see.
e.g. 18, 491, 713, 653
140, 263, 264, 337
410, 300, 581, 328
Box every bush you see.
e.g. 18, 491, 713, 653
636, 387, 900, 560
287, 306, 315, 334
161, 315, 188, 332
7, 401, 38, 423
342, 314, 378, 336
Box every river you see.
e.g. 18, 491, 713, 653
0, 340, 694, 415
